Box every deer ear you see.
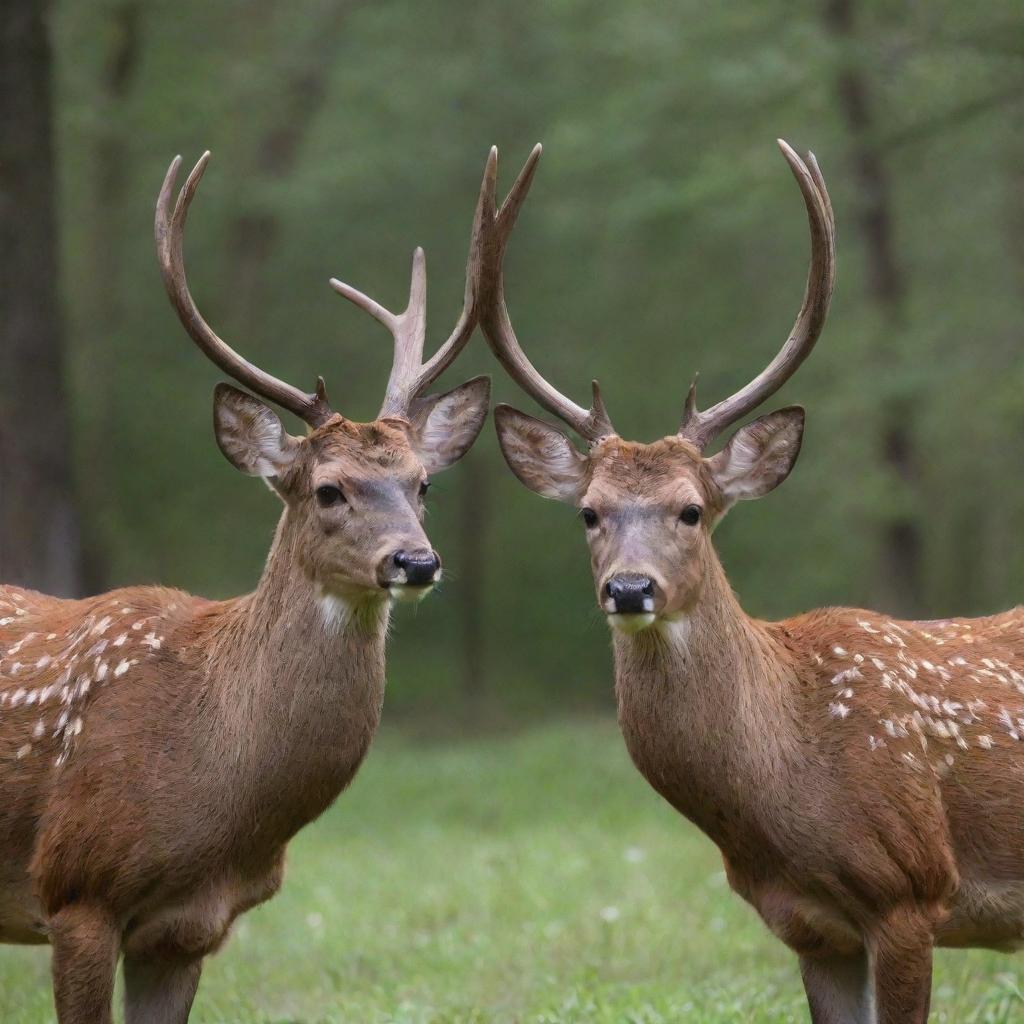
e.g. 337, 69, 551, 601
213, 383, 301, 478
408, 375, 491, 474
494, 404, 589, 503
706, 407, 804, 509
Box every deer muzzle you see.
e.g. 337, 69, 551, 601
378, 548, 442, 600
602, 573, 659, 618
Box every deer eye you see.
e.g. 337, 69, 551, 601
419, 480, 430, 498
315, 484, 345, 508
679, 504, 702, 526
581, 507, 598, 529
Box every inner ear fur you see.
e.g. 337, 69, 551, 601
408, 375, 491, 474
493, 404, 589, 503
213, 383, 302, 479
705, 406, 805, 508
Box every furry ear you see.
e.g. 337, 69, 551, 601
213, 383, 301, 478
407, 376, 491, 474
705, 407, 805, 510
493, 404, 589, 503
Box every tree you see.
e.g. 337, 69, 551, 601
824, 0, 922, 615
0, 0, 83, 596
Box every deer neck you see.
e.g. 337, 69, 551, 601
612, 547, 801, 842
198, 507, 391, 832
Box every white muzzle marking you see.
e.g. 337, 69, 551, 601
608, 612, 657, 634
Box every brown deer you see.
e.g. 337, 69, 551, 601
0, 151, 494, 1023
480, 142, 1024, 1023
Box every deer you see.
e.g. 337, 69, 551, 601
478, 140, 1024, 1024
0, 150, 496, 1024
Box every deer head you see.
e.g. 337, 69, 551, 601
480, 142, 835, 632
155, 152, 493, 604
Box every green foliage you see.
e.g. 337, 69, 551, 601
2, 721, 1022, 1021
46, 0, 1024, 708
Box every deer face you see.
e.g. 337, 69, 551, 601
475, 140, 832, 634
155, 149, 507, 608
495, 406, 804, 632
213, 379, 489, 602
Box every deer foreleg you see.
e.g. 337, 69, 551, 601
49, 903, 119, 1024
124, 955, 202, 1024
800, 949, 875, 1024
868, 907, 934, 1024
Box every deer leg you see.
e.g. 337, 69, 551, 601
124, 955, 202, 1024
49, 903, 119, 1024
868, 907, 934, 1024
800, 949, 874, 1024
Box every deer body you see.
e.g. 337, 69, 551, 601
0, 489, 391, 959
0, 151, 496, 1023
613, 560, 1024, 947
0, 558, 387, 958
479, 141, 1015, 1020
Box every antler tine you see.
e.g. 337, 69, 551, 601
329, 151, 501, 420
679, 139, 836, 450
476, 145, 616, 445
330, 245, 429, 419
155, 153, 334, 428
408, 147, 502, 397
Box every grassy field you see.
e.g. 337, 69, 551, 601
2, 719, 1023, 1023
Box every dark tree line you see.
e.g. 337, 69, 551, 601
3, 0, 1024, 708
0, 0, 82, 596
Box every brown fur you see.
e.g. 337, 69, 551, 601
0, 396, 487, 1023
496, 417, 1024, 1024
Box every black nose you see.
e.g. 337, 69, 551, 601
393, 549, 440, 586
605, 574, 655, 614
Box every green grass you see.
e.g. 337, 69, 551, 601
2, 719, 1023, 1022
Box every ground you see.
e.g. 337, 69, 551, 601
1, 719, 1022, 1023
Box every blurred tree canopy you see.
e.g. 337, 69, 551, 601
6, 0, 1024, 714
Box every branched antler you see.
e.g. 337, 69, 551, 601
678, 140, 836, 449
329, 152, 496, 420
474, 140, 835, 451
155, 153, 334, 427
474, 145, 616, 445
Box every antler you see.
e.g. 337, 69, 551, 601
475, 145, 616, 445
155, 153, 334, 428
678, 139, 836, 450
329, 150, 496, 420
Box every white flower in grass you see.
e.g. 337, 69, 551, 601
305, 911, 324, 930
599, 905, 621, 923
623, 846, 646, 864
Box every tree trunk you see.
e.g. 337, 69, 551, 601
824, 0, 923, 615
0, 0, 83, 596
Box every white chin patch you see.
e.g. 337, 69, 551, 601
608, 612, 657, 634
316, 592, 352, 633
389, 584, 433, 604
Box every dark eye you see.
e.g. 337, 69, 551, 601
680, 504, 702, 526
316, 484, 345, 508
419, 480, 431, 498
581, 507, 598, 529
